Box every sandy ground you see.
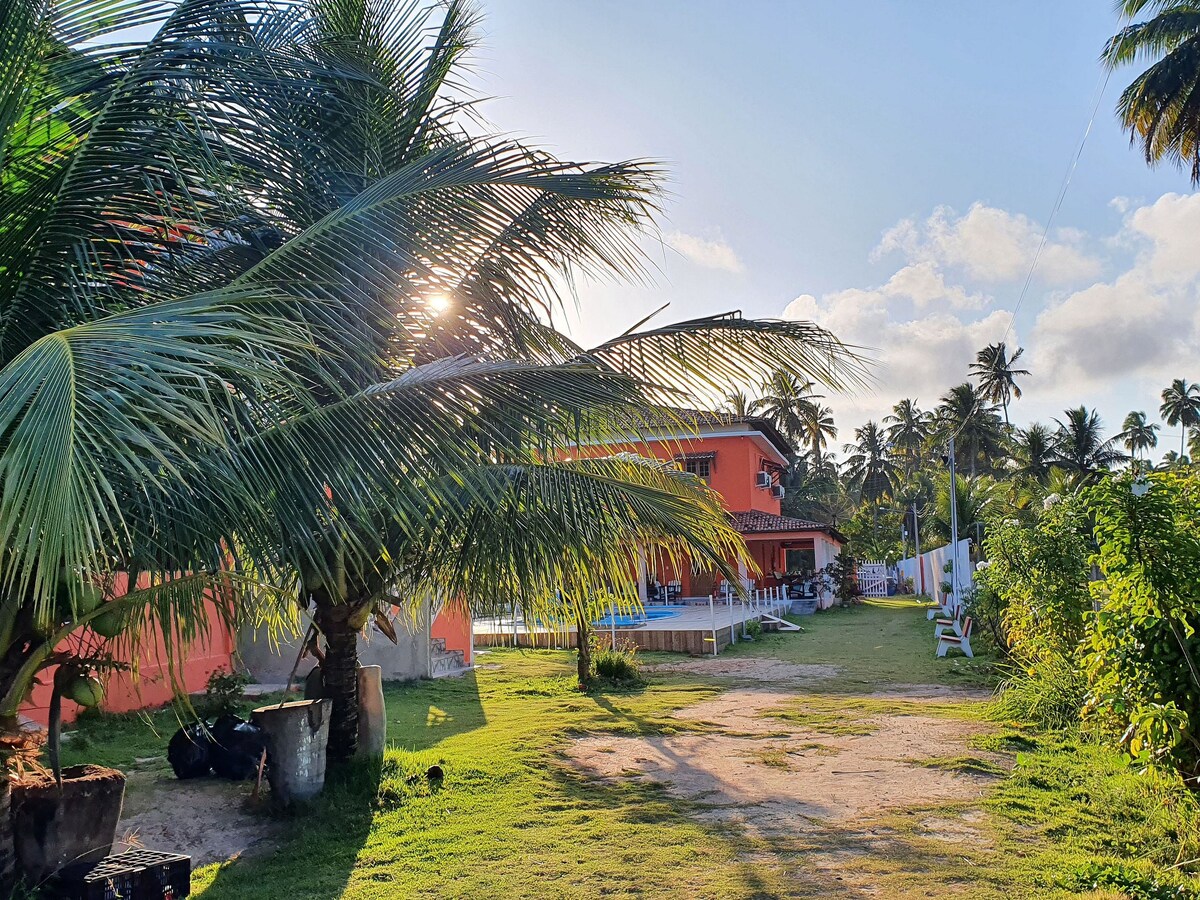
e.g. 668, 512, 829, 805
568, 687, 998, 830
116, 771, 280, 866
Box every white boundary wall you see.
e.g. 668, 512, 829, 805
898, 539, 972, 604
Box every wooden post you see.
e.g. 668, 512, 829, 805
709, 594, 718, 657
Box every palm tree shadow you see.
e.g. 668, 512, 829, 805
198, 673, 483, 898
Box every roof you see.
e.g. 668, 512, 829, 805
731, 510, 846, 544
635, 407, 794, 458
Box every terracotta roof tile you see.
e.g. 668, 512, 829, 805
731, 510, 845, 543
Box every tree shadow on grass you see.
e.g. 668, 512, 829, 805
197, 674, 482, 899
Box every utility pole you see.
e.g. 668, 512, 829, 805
947, 434, 959, 604
912, 500, 922, 594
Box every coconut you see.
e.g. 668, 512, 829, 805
67, 674, 105, 708
89, 605, 127, 639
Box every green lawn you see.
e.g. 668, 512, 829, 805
54, 600, 1200, 899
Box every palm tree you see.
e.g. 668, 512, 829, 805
724, 390, 755, 418
842, 422, 900, 506
1011, 423, 1059, 483
1052, 407, 1129, 478
0, 0, 871, 855
1160, 378, 1200, 458
1104, 1, 1200, 184
931, 474, 1002, 548
754, 370, 821, 446
969, 343, 1029, 427
883, 399, 932, 476
1119, 410, 1160, 464
935, 383, 1006, 477
799, 403, 838, 465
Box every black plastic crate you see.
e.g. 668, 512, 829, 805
59, 848, 191, 900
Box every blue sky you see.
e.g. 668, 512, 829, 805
470, 1, 1200, 458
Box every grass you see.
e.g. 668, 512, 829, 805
727, 596, 1002, 692
44, 599, 1200, 899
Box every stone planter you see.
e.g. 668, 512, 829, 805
12, 764, 125, 883
252, 699, 331, 805
356, 665, 386, 758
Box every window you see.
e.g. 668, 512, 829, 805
683, 457, 712, 480
786, 548, 817, 575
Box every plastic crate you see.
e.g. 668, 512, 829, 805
59, 848, 191, 900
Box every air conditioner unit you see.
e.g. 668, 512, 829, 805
755, 471, 771, 488
771, 485, 785, 500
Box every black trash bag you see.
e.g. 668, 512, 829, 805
168, 722, 214, 779
210, 714, 268, 781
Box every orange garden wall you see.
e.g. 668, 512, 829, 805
22, 593, 235, 727
431, 603, 473, 666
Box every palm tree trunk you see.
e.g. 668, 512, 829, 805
1183, 429, 1187, 460
313, 600, 363, 764
576, 609, 592, 689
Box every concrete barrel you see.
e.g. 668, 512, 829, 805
252, 699, 331, 805
356, 665, 387, 758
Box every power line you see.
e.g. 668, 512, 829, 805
951, 67, 1112, 445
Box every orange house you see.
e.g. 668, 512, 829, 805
581, 409, 845, 597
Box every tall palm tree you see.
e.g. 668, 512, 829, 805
883, 399, 932, 477
935, 383, 1006, 477
969, 343, 1030, 427
1011, 423, 1059, 483
842, 422, 899, 506
1052, 407, 1129, 479
799, 403, 838, 465
754, 370, 821, 446
1104, 1, 1200, 184
1119, 410, 1161, 464
1160, 378, 1200, 458
0, 0, 870, 856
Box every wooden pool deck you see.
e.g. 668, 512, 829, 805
474, 592, 795, 656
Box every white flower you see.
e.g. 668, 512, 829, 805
1043, 493, 1062, 510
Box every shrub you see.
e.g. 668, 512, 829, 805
198, 669, 251, 718
590, 636, 642, 686
1084, 472, 1200, 778
978, 495, 1093, 729
744, 618, 763, 639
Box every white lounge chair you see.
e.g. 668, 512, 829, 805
936, 616, 973, 658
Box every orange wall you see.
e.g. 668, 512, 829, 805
576, 433, 785, 515
432, 603, 472, 665
22, 595, 235, 727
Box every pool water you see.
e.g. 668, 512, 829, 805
592, 606, 686, 628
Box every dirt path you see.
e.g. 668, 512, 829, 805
116, 772, 281, 866
567, 656, 1006, 897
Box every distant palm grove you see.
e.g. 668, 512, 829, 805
729, 342, 1200, 564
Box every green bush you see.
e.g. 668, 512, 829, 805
978, 496, 1092, 728
590, 637, 642, 686
1084, 472, 1200, 778
198, 668, 251, 717
744, 618, 763, 639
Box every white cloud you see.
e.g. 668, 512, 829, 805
664, 230, 744, 273
782, 287, 1012, 428
875, 202, 1102, 285
1028, 194, 1200, 405
784, 193, 1200, 439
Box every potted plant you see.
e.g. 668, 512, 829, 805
0, 572, 161, 889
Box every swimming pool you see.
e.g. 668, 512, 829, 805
592, 606, 686, 628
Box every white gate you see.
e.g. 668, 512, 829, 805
857, 561, 887, 598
